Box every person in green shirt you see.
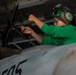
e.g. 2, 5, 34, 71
21, 4, 76, 45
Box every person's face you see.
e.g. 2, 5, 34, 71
54, 17, 66, 26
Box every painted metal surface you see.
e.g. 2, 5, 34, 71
0, 43, 76, 75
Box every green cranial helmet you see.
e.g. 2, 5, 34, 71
52, 4, 74, 24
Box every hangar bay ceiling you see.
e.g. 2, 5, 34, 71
0, 0, 76, 50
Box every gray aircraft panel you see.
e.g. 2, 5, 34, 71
0, 43, 76, 75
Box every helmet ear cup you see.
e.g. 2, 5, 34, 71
65, 11, 73, 21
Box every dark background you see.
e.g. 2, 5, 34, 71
0, 0, 76, 50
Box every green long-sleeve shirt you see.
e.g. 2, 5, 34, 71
41, 23, 76, 45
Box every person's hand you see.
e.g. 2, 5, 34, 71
21, 26, 42, 43
21, 26, 34, 34
28, 14, 36, 22
28, 14, 44, 29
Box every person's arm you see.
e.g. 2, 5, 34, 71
21, 26, 42, 43
31, 30, 42, 43
28, 14, 44, 29
41, 24, 74, 38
